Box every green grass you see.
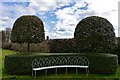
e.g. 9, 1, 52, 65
1, 49, 120, 79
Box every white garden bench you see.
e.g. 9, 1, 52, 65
32, 56, 89, 78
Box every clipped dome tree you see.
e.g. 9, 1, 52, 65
11, 15, 45, 52
74, 16, 116, 53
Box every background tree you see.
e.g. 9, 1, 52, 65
11, 15, 45, 52
74, 16, 116, 53
5, 27, 11, 42
2, 30, 6, 42
0, 31, 1, 48
1, 30, 12, 50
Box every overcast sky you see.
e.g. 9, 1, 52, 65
0, 0, 119, 39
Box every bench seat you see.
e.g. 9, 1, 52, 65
33, 65, 89, 71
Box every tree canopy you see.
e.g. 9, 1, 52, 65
11, 15, 45, 43
74, 16, 116, 53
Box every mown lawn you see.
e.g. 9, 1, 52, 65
1, 49, 120, 79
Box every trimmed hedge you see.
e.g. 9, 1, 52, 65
5, 53, 118, 75
48, 39, 75, 53
11, 39, 75, 53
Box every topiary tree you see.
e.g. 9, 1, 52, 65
11, 15, 45, 52
74, 16, 116, 53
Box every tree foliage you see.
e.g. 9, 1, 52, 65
74, 16, 116, 53
5, 28, 11, 42
11, 15, 45, 43
11, 15, 45, 52
2, 30, 6, 42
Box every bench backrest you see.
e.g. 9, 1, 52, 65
32, 56, 89, 68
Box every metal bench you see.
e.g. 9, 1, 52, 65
32, 56, 89, 78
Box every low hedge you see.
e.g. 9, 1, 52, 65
2, 41, 12, 50
5, 53, 118, 75
48, 39, 75, 53
11, 41, 49, 52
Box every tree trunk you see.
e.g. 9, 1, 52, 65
28, 42, 30, 53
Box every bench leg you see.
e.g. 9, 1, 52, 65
35, 70, 36, 78
55, 68, 57, 75
45, 70, 47, 76
66, 67, 67, 74
76, 68, 78, 75
86, 68, 89, 76
87, 68, 89, 76
32, 70, 33, 77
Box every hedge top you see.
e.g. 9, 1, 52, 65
7, 52, 117, 57
11, 15, 45, 43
